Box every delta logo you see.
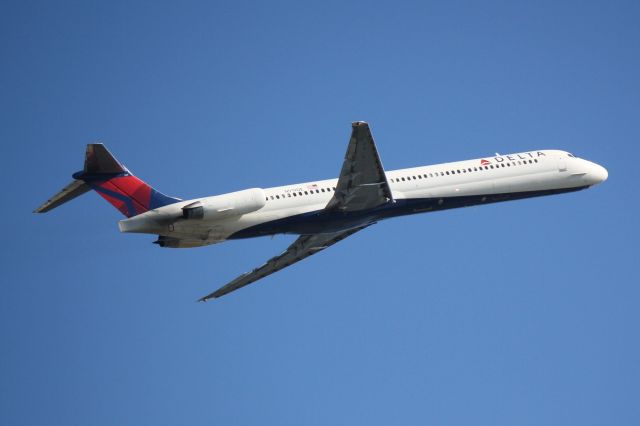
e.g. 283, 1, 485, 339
480, 152, 546, 166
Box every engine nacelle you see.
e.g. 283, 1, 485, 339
182, 188, 266, 220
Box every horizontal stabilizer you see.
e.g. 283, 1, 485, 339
34, 180, 91, 213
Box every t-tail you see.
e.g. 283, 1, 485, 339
34, 144, 180, 217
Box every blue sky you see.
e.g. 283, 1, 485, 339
2, 1, 639, 424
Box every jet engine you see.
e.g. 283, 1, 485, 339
182, 188, 266, 220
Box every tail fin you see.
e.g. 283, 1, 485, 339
35, 144, 180, 217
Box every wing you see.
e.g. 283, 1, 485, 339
199, 226, 368, 301
200, 122, 389, 301
325, 121, 394, 212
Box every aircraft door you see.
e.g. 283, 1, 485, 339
558, 158, 567, 172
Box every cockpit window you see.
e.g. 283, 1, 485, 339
567, 153, 576, 158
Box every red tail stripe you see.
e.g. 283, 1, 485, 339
108, 176, 153, 211
95, 190, 131, 217
98, 179, 148, 216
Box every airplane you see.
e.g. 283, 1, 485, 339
35, 122, 608, 301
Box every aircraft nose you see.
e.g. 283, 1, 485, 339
587, 162, 608, 185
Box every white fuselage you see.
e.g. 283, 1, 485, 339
119, 150, 607, 247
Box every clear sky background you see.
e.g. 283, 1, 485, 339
1, 1, 639, 425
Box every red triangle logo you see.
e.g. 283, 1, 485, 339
480, 159, 490, 165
